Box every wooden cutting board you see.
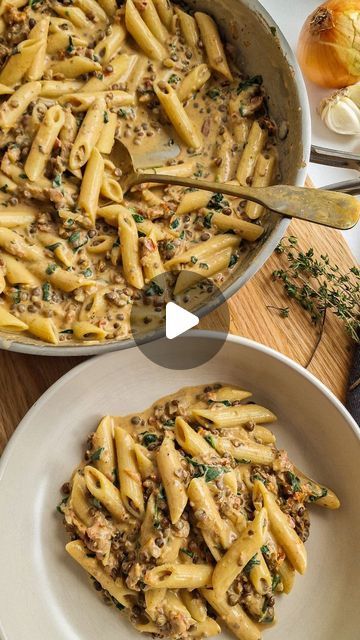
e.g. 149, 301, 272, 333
0, 217, 356, 454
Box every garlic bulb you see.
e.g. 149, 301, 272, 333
319, 84, 360, 135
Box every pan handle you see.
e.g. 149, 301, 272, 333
311, 145, 360, 172
320, 178, 360, 195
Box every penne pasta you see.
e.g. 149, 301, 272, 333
154, 82, 202, 149
195, 12, 233, 80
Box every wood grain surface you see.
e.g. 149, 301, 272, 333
0, 218, 356, 455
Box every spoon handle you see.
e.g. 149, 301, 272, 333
133, 173, 360, 230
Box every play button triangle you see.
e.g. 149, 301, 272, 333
165, 302, 199, 340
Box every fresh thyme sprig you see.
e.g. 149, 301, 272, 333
271, 236, 360, 344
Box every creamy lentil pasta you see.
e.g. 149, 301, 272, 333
58, 383, 340, 640
0, 0, 278, 345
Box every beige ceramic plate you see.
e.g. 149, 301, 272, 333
0, 332, 358, 639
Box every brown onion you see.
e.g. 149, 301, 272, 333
297, 0, 360, 88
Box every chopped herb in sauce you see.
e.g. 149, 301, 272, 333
308, 487, 328, 502
103, 111, 109, 124
286, 471, 301, 494
228, 254, 238, 268
56, 496, 68, 514
203, 212, 213, 228
272, 574, 281, 591
180, 548, 194, 558
244, 553, 260, 573
45, 263, 59, 275
145, 282, 164, 296
207, 88, 221, 99
237, 75, 263, 93
190, 256, 198, 264
90, 447, 104, 462
52, 174, 62, 188
170, 218, 180, 229
168, 74, 181, 84
141, 432, 160, 447
204, 434, 216, 449
66, 36, 74, 54
46, 242, 61, 252
132, 213, 144, 223
42, 282, 51, 301
82, 268, 93, 278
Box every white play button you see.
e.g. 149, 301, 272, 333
166, 302, 199, 340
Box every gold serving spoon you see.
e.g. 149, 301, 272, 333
110, 141, 360, 230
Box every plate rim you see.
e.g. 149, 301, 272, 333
1, 331, 359, 485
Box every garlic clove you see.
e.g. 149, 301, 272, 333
320, 91, 360, 135
345, 83, 360, 107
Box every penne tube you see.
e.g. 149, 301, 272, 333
101, 174, 123, 204
209, 387, 252, 403
174, 416, 219, 461
236, 121, 267, 186
192, 618, 221, 639
166, 234, 239, 268
26, 17, 50, 81
70, 97, 106, 170
72, 321, 106, 341
84, 465, 129, 522
134, 443, 155, 479
153, 0, 174, 30
201, 589, 261, 640
94, 23, 126, 62
38, 231, 73, 268
249, 552, 272, 595
47, 31, 87, 56
97, 0, 118, 15
253, 480, 307, 574
140, 232, 164, 281
127, 55, 148, 93
192, 404, 277, 428
51, 2, 92, 30
82, 53, 138, 92
295, 467, 340, 510
0, 207, 36, 228
60, 90, 134, 112
125, 0, 166, 60
207, 211, 264, 241
73, 0, 108, 25
195, 12, 233, 80
66, 540, 136, 607
69, 471, 92, 526
0, 38, 42, 86
154, 82, 202, 149
0, 82, 41, 131
0, 227, 43, 262
117, 205, 144, 290
145, 587, 167, 620
114, 426, 145, 518
176, 189, 212, 216
180, 591, 207, 623
144, 563, 213, 589
278, 558, 295, 594
178, 64, 211, 103
78, 147, 104, 226
212, 508, 268, 596
173, 246, 234, 295
30, 260, 96, 293
175, 7, 199, 49
2, 254, 40, 286
50, 56, 102, 78
0, 306, 28, 333
97, 112, 117, 154
245, 152, 276, 220
40, 80, 83, 98
92, 416, 116, 482
157, 436, 188, 524
160, 536, 183, 563
213, 435, 276, 466
59, 109, 79, 172
134, 0, 168, 41
21, 314, 58, 345
188, 477, 237, 554
25, 105, 65, 181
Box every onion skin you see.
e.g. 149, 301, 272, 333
297, 0, 360, 88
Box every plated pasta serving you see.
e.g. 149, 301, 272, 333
0, 0, 278, 345
58, 383, 340, 640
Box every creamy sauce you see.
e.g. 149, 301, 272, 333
0, 1, 278, 345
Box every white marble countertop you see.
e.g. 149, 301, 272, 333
262, 0, 360, 261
